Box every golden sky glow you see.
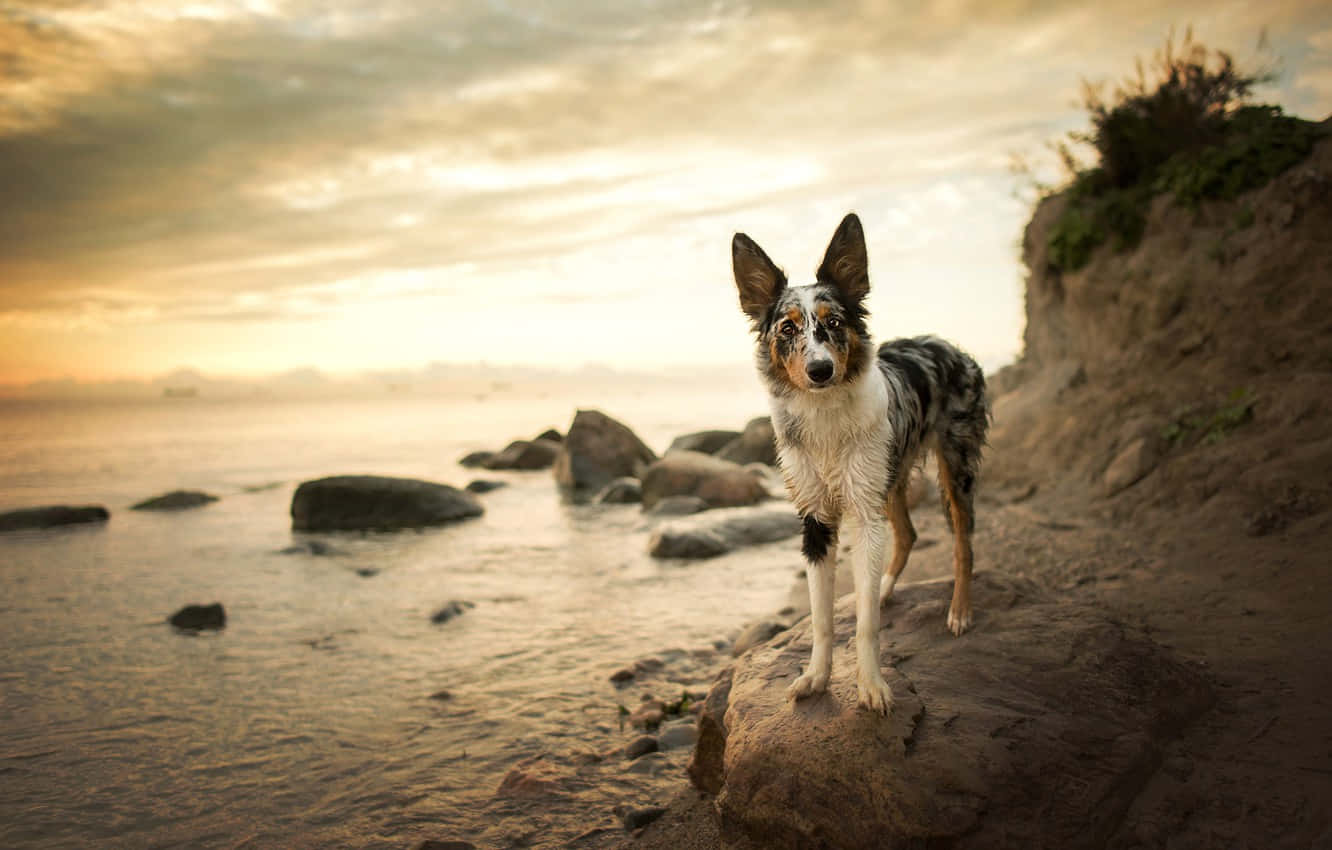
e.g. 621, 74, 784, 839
2, 0, 1330, 389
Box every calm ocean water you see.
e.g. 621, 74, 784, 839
0, 380, 801, 848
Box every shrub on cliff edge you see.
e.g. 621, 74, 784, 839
1045, 30, 1320, 272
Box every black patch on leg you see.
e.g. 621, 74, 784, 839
801, 515, 836, 562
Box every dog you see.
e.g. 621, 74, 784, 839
731, 212, 989, 715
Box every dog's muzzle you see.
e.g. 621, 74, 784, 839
806, 359, 835, 386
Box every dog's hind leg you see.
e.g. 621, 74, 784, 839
937, 454, 976, 636
789, 515, 838, 700
878, 486, 916, 606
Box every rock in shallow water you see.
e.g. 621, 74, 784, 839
687, 572, 1213, 849
430, 600, 475, 624
645, 495, 711, 517
169, 603, 226, 631
667, 429, 742, 455
131, 490, 218, 511
483, 438, 561, 471
649, 506, 801, 560
458, 451, 494, 468
624, 735, 658, 760
715, 416, 778, 466
596, 476, 643, 504
640, 451, 767, 510
290, 475, 482, 532
0, 505, 109, 532
553, 409, 657, 495
657, 721, 698, 750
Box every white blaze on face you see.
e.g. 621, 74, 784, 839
796, 285, 833, 365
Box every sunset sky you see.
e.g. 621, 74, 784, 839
2, 0, 1330, 388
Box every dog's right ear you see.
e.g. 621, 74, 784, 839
732, 233, 786, 322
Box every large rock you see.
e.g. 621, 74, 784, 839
716, 417, 778, 466
640, 451, 768, 510
553, 409, 657, 495
668, 429, 742, 455
483, 438, 562, 471
290, 475, 482, 532
649, 505, 801, 559
132, 490, 218, 511
688, 573, 1213, 849
0, 505, 109, 532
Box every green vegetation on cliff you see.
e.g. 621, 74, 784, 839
1044, 33, 1322, 272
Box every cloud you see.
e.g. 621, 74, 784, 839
1, 0, 1329, 379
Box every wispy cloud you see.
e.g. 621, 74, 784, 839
1, 0, 1329, 381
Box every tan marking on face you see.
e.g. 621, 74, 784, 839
785, 307, 803, 327
815, 304, 832, 321
783, 345, 811, 390
825, 327, 857, 384
768, 334, 798, 391
772, 319, 812, 391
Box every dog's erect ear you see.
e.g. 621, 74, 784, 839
732, 232, 786, 322
817, 213, 869, 304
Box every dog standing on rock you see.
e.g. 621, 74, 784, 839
731, 213, 989, 715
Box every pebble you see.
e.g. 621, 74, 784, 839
431, 600, 475, 624
658, 722, 698, 750
630, 700, 666, 730
625, 735, 658, 760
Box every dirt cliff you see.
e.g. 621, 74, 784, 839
991, 119, 1332, 528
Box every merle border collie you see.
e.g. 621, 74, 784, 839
731, 212, 989, 714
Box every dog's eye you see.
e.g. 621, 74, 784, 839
780, 321, 796, 337
826, 317, 842, 330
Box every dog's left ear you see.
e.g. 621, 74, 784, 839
817, 213, 869, 304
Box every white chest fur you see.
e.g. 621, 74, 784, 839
771, 370, 894, 522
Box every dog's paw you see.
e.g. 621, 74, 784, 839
788, 667, 830, 701
947, 603, 972, 636
856, 671, 894, 715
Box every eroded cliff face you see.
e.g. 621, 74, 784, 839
989, 124, 1332, 527
1019, 124, 1332, 381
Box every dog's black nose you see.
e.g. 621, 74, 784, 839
806, 360, 834, 385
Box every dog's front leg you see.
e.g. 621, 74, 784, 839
789, 514, 837, 700
847, 512, 894, 714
